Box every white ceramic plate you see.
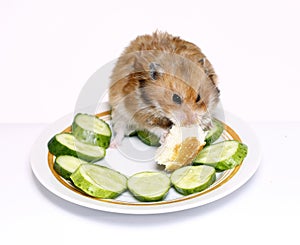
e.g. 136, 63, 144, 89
30, 103, 261, 214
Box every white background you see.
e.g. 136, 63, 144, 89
1, 1, 300, 245
1, 0, 299, 123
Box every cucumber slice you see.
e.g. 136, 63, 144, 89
128, 131, 137, 137
205, 118, 224, 145
72, 113, 112, 148
193, 140, 248, 171
70, 164, 127, 199
171, 165, 216, 195
137, 130, 160, 146
54, 155, 88, 180
48, 133, 106, 162
127, 171, 170, 202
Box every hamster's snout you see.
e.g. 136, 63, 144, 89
170, 108, 200, 127
166, 102, 212, 129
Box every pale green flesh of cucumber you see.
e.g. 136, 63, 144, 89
127, 172, 170, 201
137, 130, 160, 146
70, 164, 127, 198
57, 134, 104, 157
205, 119, 224, 144
56, 155, 87, 173
198, 141, 238, 163
205, 127, 217, 139
171, 165, 215, 190
84, 164, 127, 192
193, 140, 248, 171
75, 114, 110, 136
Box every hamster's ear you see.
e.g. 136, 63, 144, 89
199, 58, 208, 75
133, 56, 144, 72
149, 62, 163, 80
199, 57, 218, 85
198, 57, 209, 76
199, 57, 206, 66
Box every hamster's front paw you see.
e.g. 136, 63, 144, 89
109, 134, 124, 148
159, 130, 170, 144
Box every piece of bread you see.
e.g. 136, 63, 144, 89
155, 126, 206, 171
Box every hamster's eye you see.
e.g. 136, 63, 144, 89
196, 94, 201, 103
172, 94, 182, 104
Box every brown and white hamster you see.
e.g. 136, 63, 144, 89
109, 31, 220, 145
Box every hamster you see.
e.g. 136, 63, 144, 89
109, 31, 220, 145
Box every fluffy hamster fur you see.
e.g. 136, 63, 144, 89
109, 31, 220, 145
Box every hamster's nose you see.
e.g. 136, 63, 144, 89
173, 109, 199, 126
